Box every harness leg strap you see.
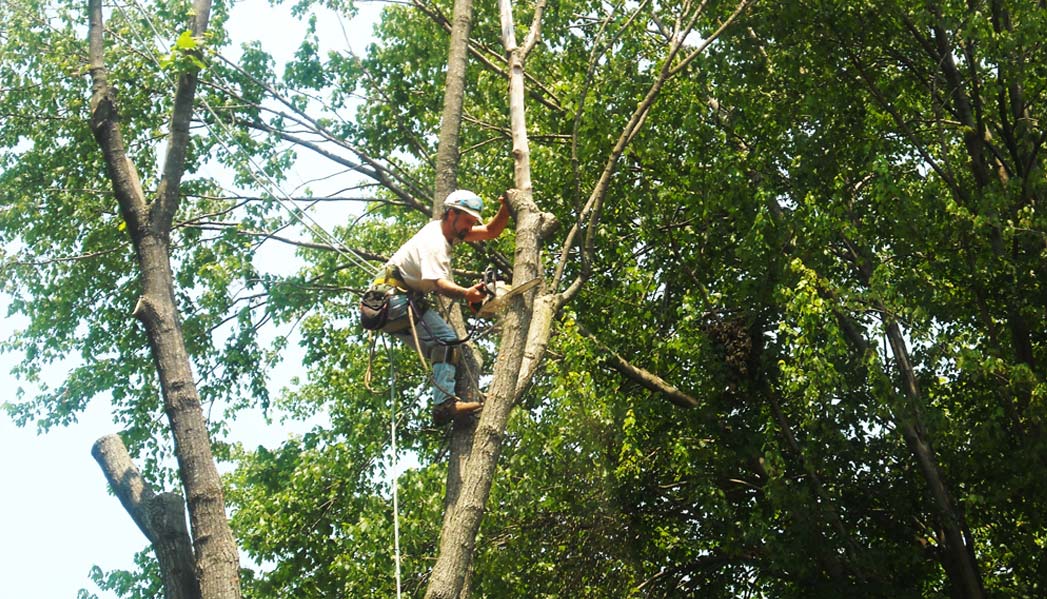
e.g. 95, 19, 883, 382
429, 345, 459, 367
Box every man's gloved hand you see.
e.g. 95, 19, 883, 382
464, 282, 488, 309
498, 191, 513, 218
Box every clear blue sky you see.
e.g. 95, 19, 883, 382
0, 372, 145, 599
1, 2, 381, 596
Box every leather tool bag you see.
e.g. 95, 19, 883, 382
359, 289, 391, 331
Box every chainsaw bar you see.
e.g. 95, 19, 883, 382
475, 277, 542, 319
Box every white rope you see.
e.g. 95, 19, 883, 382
385, 336, 403, 599
122, 0, 379, 278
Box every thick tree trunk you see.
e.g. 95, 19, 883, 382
427, 5, 482, 595
433, 0, 474, 209
425, 3, 549, 596
131, 239, 242, 599
93, 435, 200, 599
426, 197, 546, 599
87, 1, 242, 597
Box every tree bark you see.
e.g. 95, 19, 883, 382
424, 4, 544, 596
433, 0, 474, 210
426, 4, 482, 596
93, 435, 200, 599
87, 1, 242, 597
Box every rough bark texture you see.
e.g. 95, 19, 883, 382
87, 1, 242, 597
93, 435, 201, 599
432, 0, 474, 210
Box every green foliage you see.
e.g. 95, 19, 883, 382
79, 551, 163, 599
5, 0, 1047, 596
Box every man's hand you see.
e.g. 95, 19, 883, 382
463, 282, 488, 305
433, 278, 486, 303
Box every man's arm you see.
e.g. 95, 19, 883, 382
432, 278, 488, 305
464, 194, 511, 242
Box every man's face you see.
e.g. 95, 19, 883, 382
451, 209, 479, 240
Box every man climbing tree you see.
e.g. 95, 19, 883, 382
362, 189, 512, 424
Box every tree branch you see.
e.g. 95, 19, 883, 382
411, 0, 564, 113
92, 434, 200, 599
520, 0, 546, 58
181, 222, 388, 263
153, 0, 213, 232
559, 1, 752, 304
577, 324, 700, 408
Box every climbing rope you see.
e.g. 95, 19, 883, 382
385, 336, 403, 599
407, 301, 460, 402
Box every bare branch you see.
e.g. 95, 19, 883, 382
555, 1, 647, 289
559, 1, 753, 305
87, 0, 147, 233
240, 117, 429, 215
204, 58, 431, 210
411, 0, 564, 113
13, 247, 123, 267
577, 324, 701, 408
670, 0, 755, 77
520, 0, 547, 58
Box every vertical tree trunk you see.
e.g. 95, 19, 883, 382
424, 3, 548, 597
882, 321, 985, 598
87, 1, 242, 597
424, 2, 746, 595
433, 0, 474, 209
428, 5, 482, 592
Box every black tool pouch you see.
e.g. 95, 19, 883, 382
359, 290, 390, 331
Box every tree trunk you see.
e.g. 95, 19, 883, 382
433, 0, 474, 209
423, 2, 746, 595
883, 321, 985, 598
427, 5, 482, 595
87, 1, 242, 597
424, 3, 548, 596
834, 308, 984, 598
93, 435, 200, 599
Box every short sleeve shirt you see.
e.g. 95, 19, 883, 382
387, 220, 453, 291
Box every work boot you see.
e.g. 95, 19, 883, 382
431, 399, 483, 425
